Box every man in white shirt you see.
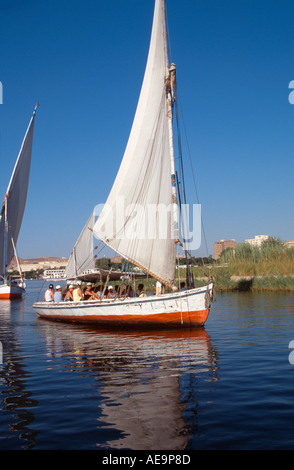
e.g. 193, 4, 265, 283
44, 284, 54, 302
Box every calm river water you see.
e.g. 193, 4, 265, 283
1, 280, 294, 450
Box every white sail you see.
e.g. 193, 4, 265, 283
0, 106, 37, 278
65, 211, 95, 279
93, 0, 178, 286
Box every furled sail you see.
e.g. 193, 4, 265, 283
93, 0, 178, 286
65, 211, 95, 279
0, 105, 37, 278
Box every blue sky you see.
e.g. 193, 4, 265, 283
1, 0, 294, 259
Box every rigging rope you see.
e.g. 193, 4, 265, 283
173, 81, 213, 282
175, 88, 209, 258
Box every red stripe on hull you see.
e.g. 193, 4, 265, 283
0, 293, 22, 299
38, 309, 210, 327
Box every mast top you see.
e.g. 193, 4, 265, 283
33, 102, 39, 115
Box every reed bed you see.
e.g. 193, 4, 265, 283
219, 238, 294, 277
212, 238, 294, 291
176, 238, 294, 291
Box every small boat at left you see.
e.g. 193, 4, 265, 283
0, 103, 38, 299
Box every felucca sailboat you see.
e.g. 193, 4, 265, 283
33, 0, 214, 327
0, 104, 38, 299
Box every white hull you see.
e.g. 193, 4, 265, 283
33, 283, 214, 328
0, 282, 25, 299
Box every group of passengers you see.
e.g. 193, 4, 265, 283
43, 281, 149, 303
43, 280, 188, 303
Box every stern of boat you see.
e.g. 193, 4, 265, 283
0, 283, 25, 299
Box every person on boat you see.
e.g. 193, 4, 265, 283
155, 280, 163, 295
119, 283, 127, 296
180, 282, 187, 291
84, 282, 99, 300
94, 284, 103, 298
127, 286, 136, 297
138, 283, 146, 297
83, 282, 92, 300
54, 285, 63, 302
73, 280, 84, 301
44, 284, 54, 302
64, 284, 74, 301
106, 285, 116, 299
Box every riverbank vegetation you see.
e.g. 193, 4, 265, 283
219, 237, 294, 276
189, 237, 294, 292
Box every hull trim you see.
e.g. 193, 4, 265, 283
0, 293, 23, 299
34, 309, 210, 327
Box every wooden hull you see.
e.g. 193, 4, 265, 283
33, 283, 214, 328
0, 283, 26, 299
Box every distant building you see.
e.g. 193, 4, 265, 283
110, 256, 123, 264
214, 239, 236, 260
285, 239, 294, 248
245, 235, 269, 247
43, 269, 66, 279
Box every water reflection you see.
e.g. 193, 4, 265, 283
0, 297, 25, 321
0, 299, 39, 450
2, 286, 294, 449
0, 284, 219, 451
0, 299, 12, 319
37, 322, 218, 450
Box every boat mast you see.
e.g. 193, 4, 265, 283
166, 62, 179, 244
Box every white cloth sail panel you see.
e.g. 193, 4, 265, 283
0, 113, 36, 277
93, 0, 177, 286
65, 211, 95, 278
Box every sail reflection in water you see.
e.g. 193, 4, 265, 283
39, 323, 218, 450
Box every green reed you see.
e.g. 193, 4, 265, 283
219, 238, 294, 276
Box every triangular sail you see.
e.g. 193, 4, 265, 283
93, 0, 177, 286
0, 105, 37, 278
65, 211, 95, 279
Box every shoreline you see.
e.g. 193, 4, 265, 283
193, 274, 294, 292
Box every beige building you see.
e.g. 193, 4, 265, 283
245, 235, 269, 247
110, 256, 123, 264
285, 239, 294, 248
214, 239, 236, 260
